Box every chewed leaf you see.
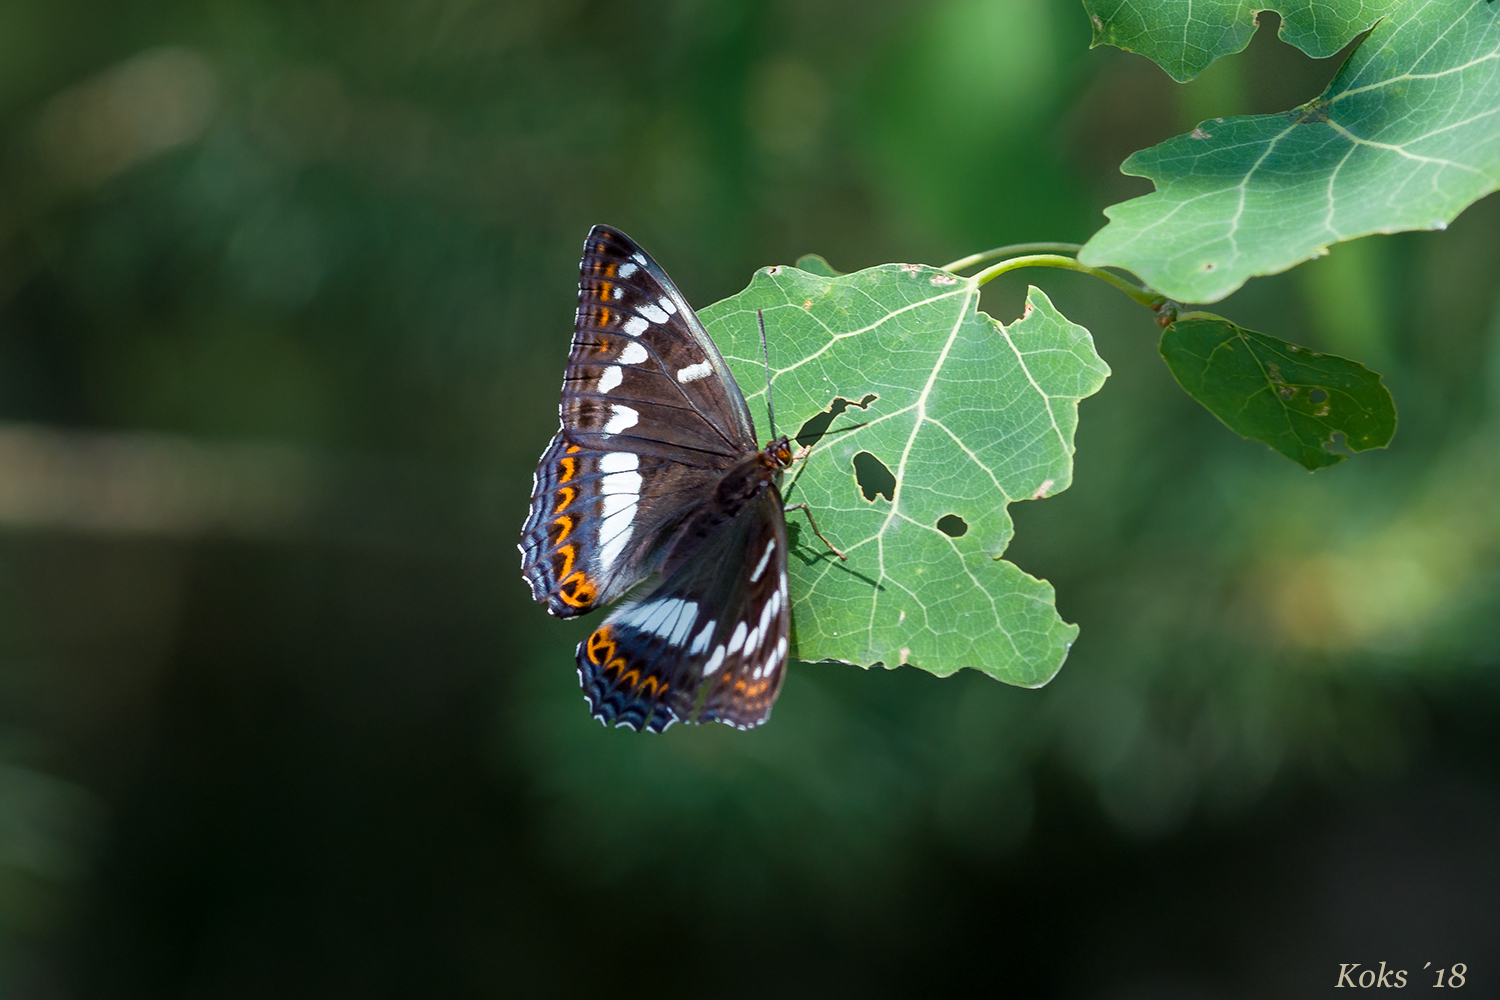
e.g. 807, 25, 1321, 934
1083, 0, 1401, 83
1080, 0, 1500, 302
699, 263, 1109, 687
1160, 314, 1396, 470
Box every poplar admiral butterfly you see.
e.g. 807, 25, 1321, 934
519, 225, 842, 732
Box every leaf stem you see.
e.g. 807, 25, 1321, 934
971, 253, 1168, 313
942, 242, 1084, 273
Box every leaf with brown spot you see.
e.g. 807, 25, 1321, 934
1160, 313, 1396, 470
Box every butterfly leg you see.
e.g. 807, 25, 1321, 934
783, 503, 847, 561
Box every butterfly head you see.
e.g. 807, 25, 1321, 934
766, 435, 794, 470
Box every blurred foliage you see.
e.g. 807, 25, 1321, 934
0, 0, 1496, 994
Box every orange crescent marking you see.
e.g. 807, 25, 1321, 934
558, 456, 577, 483
552, 515, 573, 544
605, 656, 627, 676
586, 627, 614, 666
597, 281, 613, 301
566, 444, 581, 454
619, 669, 641, 690
554, 485, 576, 512
558, 571, 597, 608
637, 675, 659, 697
552, 544, 575, 580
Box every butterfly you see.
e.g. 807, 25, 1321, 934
519, 225, 841, 732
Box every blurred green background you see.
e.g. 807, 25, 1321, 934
2, 1, 1497, 996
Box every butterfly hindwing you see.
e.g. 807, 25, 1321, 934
577, 488, 791, 732
519, 429, 720, 616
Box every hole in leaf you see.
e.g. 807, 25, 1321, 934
852, 451, 895, 502
1309, 388, 1328, 404
1322, 431, 1356, 457
936, 514, 967, 537
795, 393, 878, 448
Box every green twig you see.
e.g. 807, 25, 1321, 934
942, 242, 1084, 273
971, 253, 1171, 316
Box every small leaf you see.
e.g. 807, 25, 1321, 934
699, 266, 1109, 687
1082, 0, 1400, 83
1160, 314, 1396, 470
1080, 0, 1500, 302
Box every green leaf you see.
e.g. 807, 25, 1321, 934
1079, 0, 1500, 303
698, 264, 1110, 686
1160, 313, 1396, 469
1082, 0, 1401, 83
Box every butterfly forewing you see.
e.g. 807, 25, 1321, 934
576, 488, 791, 732
569, 226, 757, 459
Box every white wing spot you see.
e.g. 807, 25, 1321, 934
622, 316, 650, 337
749, 539, 777, 583
620, 597, 699, 646
689, 619, 716, 655
616, 261, 638, 279
603, 404, 639, 435
658, 297, 677, 315
599, 451, 638, 474
702, 645, 726, 677
638, 303, 669, 324
677, 361, 713, 383
596, 365, 623, 394
757, 595, 775, 636
618, 341, 648, 365
726, 621, 748, 656
597, 452, 641, 572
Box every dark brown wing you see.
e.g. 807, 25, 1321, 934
566, 225, 758, 461
576, 487, 791, 732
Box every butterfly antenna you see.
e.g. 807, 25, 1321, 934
757, 309, 778, 439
